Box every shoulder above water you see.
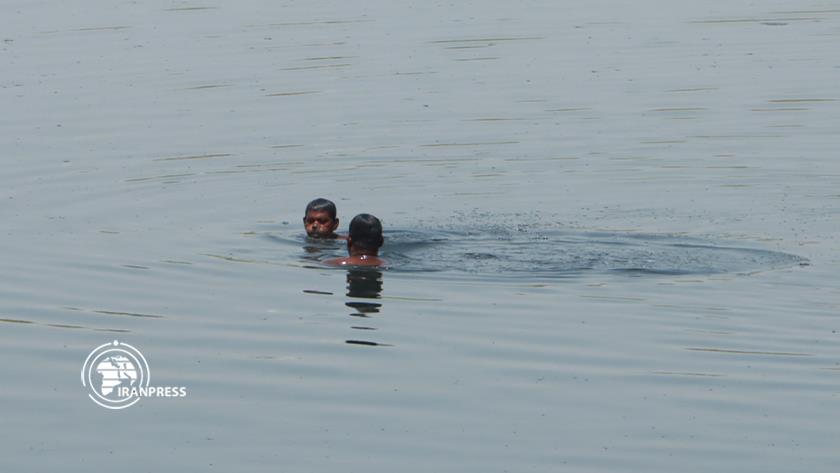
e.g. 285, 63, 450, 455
323, 255, 387, 268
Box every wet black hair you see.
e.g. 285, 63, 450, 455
349, 214, 384, 250
304, 198, 337, 220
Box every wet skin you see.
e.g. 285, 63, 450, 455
324, 238, 386, 267
324, 254, 387, 267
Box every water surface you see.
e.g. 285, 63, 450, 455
1, 1, 838, 472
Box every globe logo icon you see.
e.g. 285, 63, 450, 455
81, 340, 150, 409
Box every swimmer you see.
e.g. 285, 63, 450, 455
325, 213, 387, 267
303, 198, 344, 239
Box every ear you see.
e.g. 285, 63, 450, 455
330, 218, 339, 231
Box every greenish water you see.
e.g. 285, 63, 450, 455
1, 1, 838, 472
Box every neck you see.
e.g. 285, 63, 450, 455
349, 246, 378, 257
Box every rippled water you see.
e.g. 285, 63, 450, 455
299, 227, 806, 275
2, 1, 839, 472
260, 224, 808, 280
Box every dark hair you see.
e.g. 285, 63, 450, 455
349, 214, 383, 250
304, 198, 337, 220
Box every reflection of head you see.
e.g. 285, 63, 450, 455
349, 214, 384, 250
346, 269, 383, 299
305, 198, 337, 220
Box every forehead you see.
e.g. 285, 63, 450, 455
305, 210, 334, 220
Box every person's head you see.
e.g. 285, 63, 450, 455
303, 198, 339, 238
347, 213, 384, 254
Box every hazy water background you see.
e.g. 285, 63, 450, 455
2, 0, 839, 471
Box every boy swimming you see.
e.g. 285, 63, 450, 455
303, 198, 343, 239
325, 213, 387, 267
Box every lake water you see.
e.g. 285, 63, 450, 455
2, 0, 838, 471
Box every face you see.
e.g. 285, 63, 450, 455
303, 210, 338, 238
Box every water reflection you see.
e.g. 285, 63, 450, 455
346, 269, 383, 299
343, 269, 391, 347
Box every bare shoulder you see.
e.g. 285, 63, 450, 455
323, 256, 387, 267
323, 257, 350, 267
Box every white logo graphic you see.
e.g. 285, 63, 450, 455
81, 340, 186, 409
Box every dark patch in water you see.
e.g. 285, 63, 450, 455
346, 340, 392, 347
381, 228, 805, 277
345, 302, 381, 313
303, 289, 333, 295
257, 225, 805, 279
463, 252, 499, 260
